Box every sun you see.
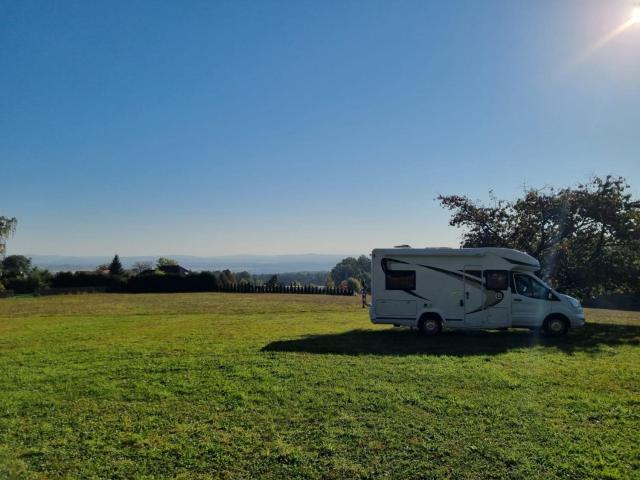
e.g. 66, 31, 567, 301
632, 6, 640, 23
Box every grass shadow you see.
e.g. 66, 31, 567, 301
262, 323, 640, 356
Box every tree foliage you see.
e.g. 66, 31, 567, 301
330, 255, 371, 287
266, 274, 279, 288
1, 255, 32, 278
156, 257, 178, 267
438, 176, 640, 298
345, 277, 362, 292
235, 271, 252, 284
108, 254, 124, 276
0, 216, 17, 257
219, 269, 236, 286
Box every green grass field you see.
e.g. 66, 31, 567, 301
0, 293, 638, 479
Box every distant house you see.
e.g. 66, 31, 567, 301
158, 264, 191, 276
95, 265, 110, 275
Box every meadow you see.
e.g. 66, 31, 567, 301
0, 293, 638, 479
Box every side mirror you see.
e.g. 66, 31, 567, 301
547, 290, 554, 300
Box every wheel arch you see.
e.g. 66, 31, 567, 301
418, 310, 444, 327
544, 312, 570, 327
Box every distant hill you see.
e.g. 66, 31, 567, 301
27, 254, 356, 274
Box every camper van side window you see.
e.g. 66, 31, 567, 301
385, 270, 416, 290
484, 270, 508, 290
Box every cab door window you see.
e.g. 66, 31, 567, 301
514, 274, 532, 296
514, 274, 548, 299
530, 276, 549, 299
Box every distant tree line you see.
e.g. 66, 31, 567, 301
1, 214, 369, 296
252, 271, 330, 287
0, 254, 358, 296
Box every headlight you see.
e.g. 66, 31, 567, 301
568, 297, 581, 309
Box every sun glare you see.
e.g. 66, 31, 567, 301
563, 4, 640, 73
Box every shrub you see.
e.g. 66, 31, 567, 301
346, 277, 362, 293
4, 276, 41, 294
126, 271, 219, 293
51, 272, 123, 291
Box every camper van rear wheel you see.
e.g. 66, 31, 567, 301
418, 315, 441, 336
543, 315, 569, 337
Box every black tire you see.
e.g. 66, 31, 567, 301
542, 315, 569, 337
418, 315, 441, 336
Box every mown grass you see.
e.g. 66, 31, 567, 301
0, 293, 638, 479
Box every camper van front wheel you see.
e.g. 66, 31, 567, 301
418, 315, 441, 336
543, 315, 569, 337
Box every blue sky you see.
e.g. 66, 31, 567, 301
2, 0, 639, 256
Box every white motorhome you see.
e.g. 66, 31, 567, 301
369, 247, 585, 336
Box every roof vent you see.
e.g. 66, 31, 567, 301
394, 244, 411, 248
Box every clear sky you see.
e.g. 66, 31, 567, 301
2, 0, 639, 256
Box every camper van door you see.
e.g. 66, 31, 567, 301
463, 265, 484, 328
511, 272, 551, 327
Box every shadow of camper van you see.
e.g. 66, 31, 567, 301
262, 322, 639, 357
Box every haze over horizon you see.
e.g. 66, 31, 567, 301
3, 0, 639, 257
25, 252, 362, 274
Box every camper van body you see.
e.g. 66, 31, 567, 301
369, 247, 585, 335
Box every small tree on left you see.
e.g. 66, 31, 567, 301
0, 216, 17, 257
109, 254, 124, 275
1, 255, 32, 278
